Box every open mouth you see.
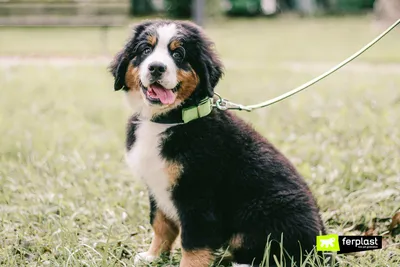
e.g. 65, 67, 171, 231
141, 82, 179, 105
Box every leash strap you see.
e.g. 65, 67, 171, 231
214, 18, 400, 112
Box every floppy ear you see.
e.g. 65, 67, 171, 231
202, 51, 223, 97
109, 21, 154, 91
110, 50, 129, 91
196, 36, 223, 97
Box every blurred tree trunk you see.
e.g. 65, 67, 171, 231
374, 0, 400, 22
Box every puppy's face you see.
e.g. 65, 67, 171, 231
136, 23, 191, 106
110, 20, 223, 116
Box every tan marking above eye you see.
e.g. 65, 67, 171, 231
147, 35, 157, 46
170, 39, 182, 50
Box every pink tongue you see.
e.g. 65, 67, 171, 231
150, 84, 176, 104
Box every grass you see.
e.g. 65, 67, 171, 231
0, 15, 400, 266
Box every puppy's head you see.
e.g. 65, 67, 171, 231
110, 20, 223, 117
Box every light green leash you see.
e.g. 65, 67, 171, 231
180, 19, 400, 124
213, 18, 400, 112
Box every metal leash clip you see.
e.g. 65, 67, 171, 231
213, 92, 252, 112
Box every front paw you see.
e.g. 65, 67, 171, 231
134, 251, 157, 265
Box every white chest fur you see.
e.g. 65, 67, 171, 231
126, 121, 179, 221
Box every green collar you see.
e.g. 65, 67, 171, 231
150, 97, 213, 124
182, 97, 213, 123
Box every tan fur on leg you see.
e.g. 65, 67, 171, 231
180, 249, 214, 267
148, 210, 179, 256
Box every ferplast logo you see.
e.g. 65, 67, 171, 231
316, 235, 383, 254
316, 234, 340, 252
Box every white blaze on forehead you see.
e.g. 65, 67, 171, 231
140, 23, 179, 89
156, 23, 178, 49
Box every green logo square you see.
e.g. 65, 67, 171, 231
317, 234, 340, 252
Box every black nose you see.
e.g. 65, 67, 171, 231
148, 62, 166, 77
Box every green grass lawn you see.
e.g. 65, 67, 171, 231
0, 16, 399, 266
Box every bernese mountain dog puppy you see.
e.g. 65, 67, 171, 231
110, 20, 328, 267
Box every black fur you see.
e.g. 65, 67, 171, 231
126, 115, 138, 150
149, 194, 158, 225
127, 110, 326, 265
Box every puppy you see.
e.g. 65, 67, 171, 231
110, 20, 327, 267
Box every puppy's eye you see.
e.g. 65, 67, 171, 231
172, 51, 182, 60
143, 47, 152, 55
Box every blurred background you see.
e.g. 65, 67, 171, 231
1, 1, 400, 266
1, 0, 400, 25
0, 0, 399, 25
